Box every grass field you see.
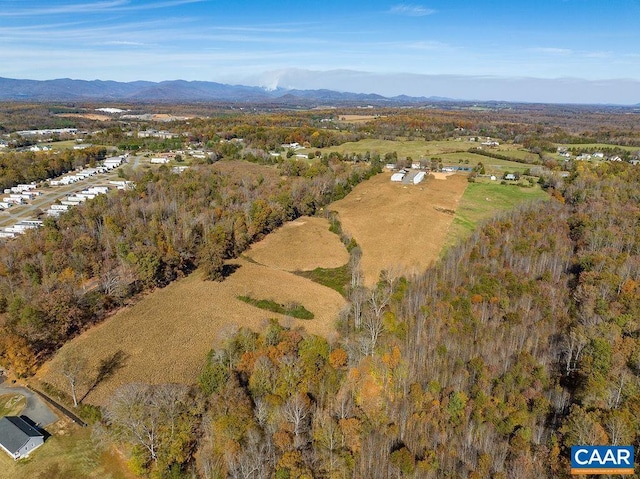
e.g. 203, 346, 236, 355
446, 181, 550, 248
331, 171, 469, 286
317, 138, 470, 157
494, 148, 540, 161
40, 258, 345, 406
336, 115, 382, 123
436, 152, 532, 174
559, 143, 640, 152
41, 140, 109, 150
0, 393, 26, 416
244, 216, 349, 271
0, 422, 132, 479
314, 138, 536, 163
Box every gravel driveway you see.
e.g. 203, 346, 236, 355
0, 380, 58, 427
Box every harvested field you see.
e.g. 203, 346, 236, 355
57, 113, 112, 121
39, 259, 345, 406
245, 216, 349, 271
331, 172, 468, 286
337, 115, 383, 123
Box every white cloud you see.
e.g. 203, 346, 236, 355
101, 40, 148, 46
582, 51, 611, 58
530, 47, 573, 55
405, 40, 451, 50
389, 4, 436, 17
0, 0, 204, 17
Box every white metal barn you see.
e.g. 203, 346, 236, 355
413, 172, 426, 184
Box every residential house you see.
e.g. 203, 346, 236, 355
0, 416, 45, 460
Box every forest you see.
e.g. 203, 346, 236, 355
1, 104, 640, 478
179, 161, 640, 479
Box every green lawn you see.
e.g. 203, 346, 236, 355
445, 181, 550, 249
40, 140, 78, 149
0, 393, 26, 416
0, 427, 131, 479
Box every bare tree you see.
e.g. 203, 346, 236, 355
226, 429, 272, 479
313, 409, 342, 477
350, 246, 363, 289
349, 286, 368, 330
58, 349, 89, 407
360, 309, 385, 356
281, 392, 312, 449
369, 284, 391, 320
103, 383, 162, 463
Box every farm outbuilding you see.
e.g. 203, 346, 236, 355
413, 171, 426, 184
391, 172, 405, 182
0, 416, 45, 460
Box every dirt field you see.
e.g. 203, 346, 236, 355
245, 216, 349, 271
57, 113, 113, 121
40, 259, 345, 405
331, 171, 468, 286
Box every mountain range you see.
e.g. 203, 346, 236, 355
0, 77, 443, 105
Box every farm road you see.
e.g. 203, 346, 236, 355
0, 380, 58, 427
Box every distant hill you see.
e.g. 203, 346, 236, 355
0, 77, 451, 105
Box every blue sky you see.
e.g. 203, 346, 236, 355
2, 0, 640, 103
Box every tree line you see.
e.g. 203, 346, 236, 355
0, 146, 107, 191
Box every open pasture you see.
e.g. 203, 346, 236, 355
336, 115, 382, 123
244, 216, 349, 271
318, 138, 537, 165
493, 147, 540, 161
446, 181, 550, 247
40, 259, 345, 406
437, 152, 533, 174
319, 138, 468, 158
57, 113, 112, 122
331, 172, 469, 286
